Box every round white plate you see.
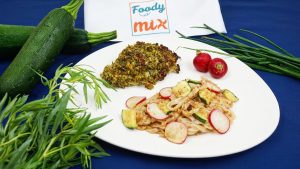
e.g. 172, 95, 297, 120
67, 37, 280, 158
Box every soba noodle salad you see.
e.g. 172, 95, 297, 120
121, 77, 239, 144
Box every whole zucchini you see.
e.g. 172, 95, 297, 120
0, 24, 117, 56
0, 0, 83, 97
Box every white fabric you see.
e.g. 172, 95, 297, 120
84, 0, 226, 41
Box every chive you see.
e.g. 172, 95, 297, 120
202, 24, 245, 46
201, 36, 254, 49
233, 35, 300, 64
243, 62, 284, 74
269, 64, 300, 78
190, 37, 232, 49
233, 35, 271, 50
259, 47, 300, 64
258, 61, 272, 65
239, 29, 295, 57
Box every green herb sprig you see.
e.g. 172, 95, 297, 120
0, 65, 114, 169
42, 65, 115, 109
177, 24, 300, 79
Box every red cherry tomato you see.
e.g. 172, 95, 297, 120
208, 58, 228, 79
193, 53, 212, 72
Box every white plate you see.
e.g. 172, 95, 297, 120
67, 37, 280, 158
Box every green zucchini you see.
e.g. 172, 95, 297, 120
0, 25, 32, 57
198, 88, 216, 105
172, 80, 191, 97
193, 111, 207, 124
0, 0, 83, 97
122, 109, 137, 129
0, 24, 117, 56
223, 89, 239, 102
187, 79, 201, 84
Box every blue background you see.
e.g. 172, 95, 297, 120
0, 0, 300, 168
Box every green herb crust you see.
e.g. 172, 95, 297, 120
100, 41, 180, 89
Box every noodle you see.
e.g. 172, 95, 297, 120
124, 78, 237, 142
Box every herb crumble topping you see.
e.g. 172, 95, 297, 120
100, 41, 180, 89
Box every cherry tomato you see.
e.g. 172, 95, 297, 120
208, 58, 228, 78
193, 52, 212, 72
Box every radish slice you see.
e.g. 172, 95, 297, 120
146, 103, 168, 120
208, 109, 230, 134
202, 80, 221, 93
165, 122, 188, 144
126, 96, 146, 109
159, 87, 172, 99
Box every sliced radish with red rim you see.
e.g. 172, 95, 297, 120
159, 87, 172, 99
208, 109, 230, 134
126, 96, 146, 109
146, 103, 168, 120
202, 80, 221, 93
164, 122, 188, 144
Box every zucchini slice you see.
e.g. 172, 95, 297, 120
172, 80, 191, 97
193, 111, 207, 124
223, 89, 239, 102
198, 88, 216, 105
187, 79, 201, 84
158, 100, 171, 114
122, 109, 137, 129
